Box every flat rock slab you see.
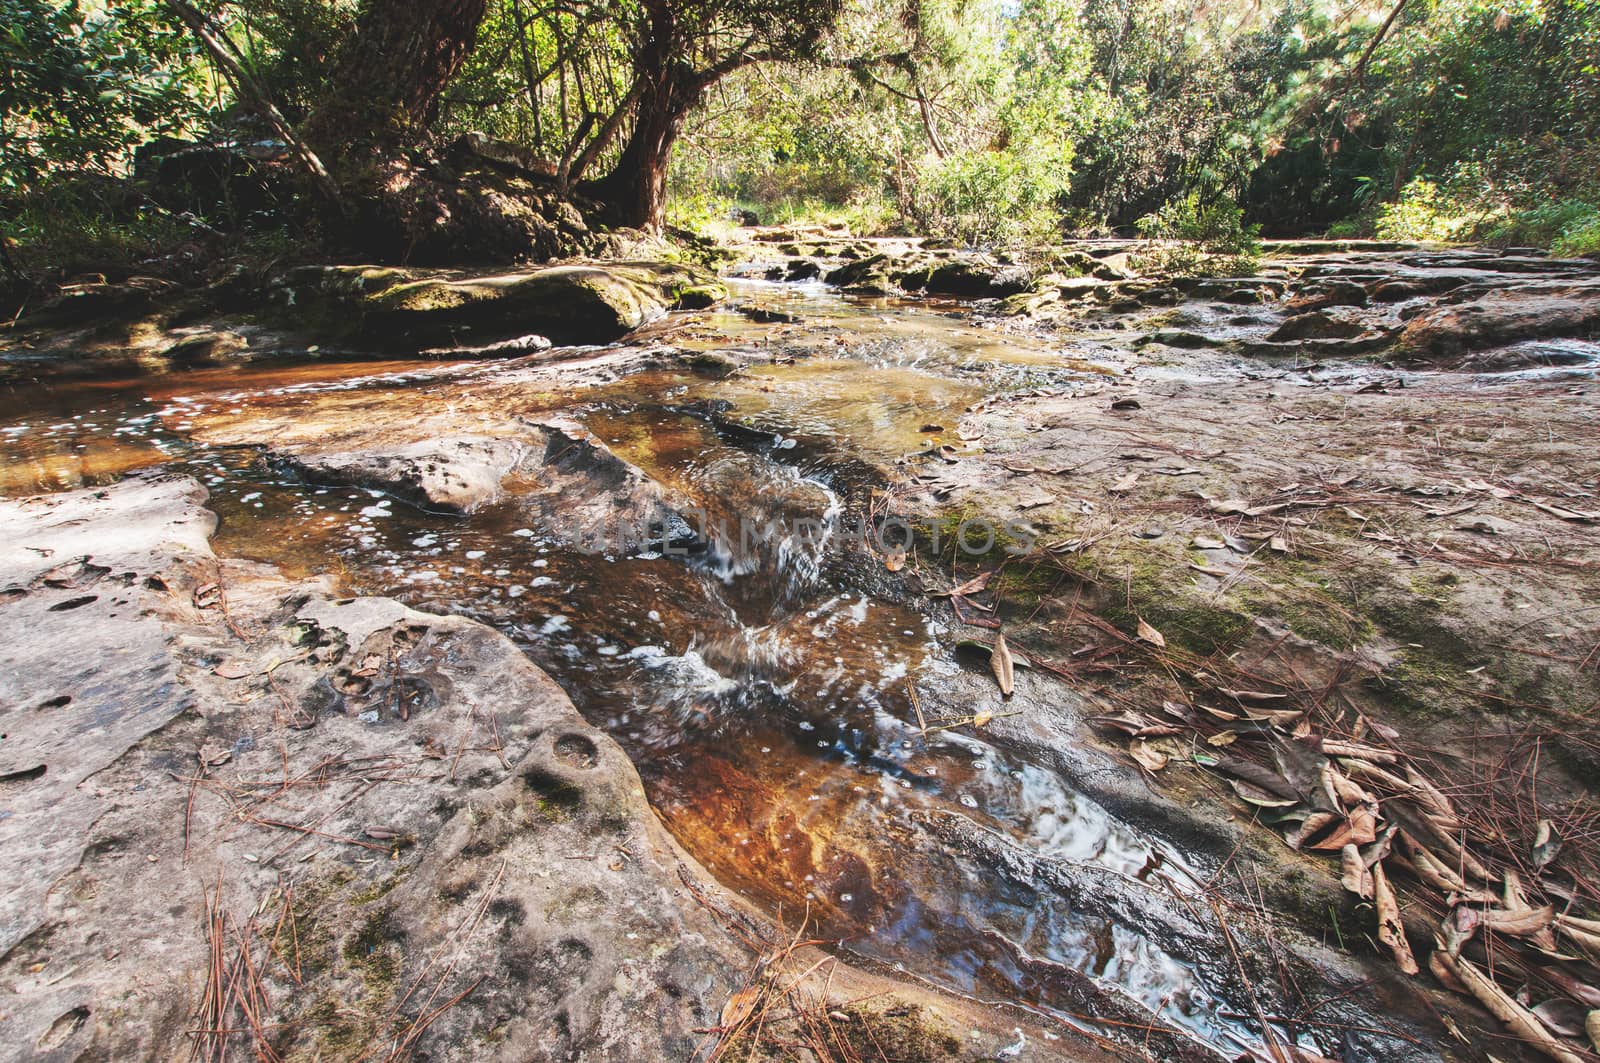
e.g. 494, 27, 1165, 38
0, 477, 1074, 1062
1399, 280, 1600, 357
278, 261, 711, 347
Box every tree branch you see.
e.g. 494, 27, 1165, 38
160, 0, 343, 209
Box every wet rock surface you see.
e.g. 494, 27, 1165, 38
0, 476, 1074, 1062
278, 260, 711, 347
3, 234, 1599, 1062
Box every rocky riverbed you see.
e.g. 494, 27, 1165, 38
1, 234, 1597, 1062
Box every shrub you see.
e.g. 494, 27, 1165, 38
1132, 192, 1260, 276
902, 147, 1070, 247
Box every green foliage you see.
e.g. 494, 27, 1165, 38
1132, 191, 1260, 275
1373, 178, 1463, 241
904, 147, 1070, 245
0, 0, 209, 191
1552, 209, 1600, 257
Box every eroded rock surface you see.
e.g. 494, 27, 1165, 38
278, 261, 711, 347
0, 476, 1075, 1062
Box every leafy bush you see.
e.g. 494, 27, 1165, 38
1552, 210, 1600, 258
1132, 192, 1260, 275
903, 147, 1070, 246
0, 0, 208, 191
1373, 178, 1473, 242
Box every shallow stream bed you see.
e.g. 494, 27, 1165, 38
4, 274, 1548, 1060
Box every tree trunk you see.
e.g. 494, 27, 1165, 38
583, 5, 706, 230
304, 0, 488, 160
587, 76, 700, 229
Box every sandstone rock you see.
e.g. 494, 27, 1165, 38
280, 261, 708, 347
0, 476, 1093, 1062
671, 282, 729, 310
1398, 282, 1600, 357
1267, 308, 1373, 342
1284, 279, 1367, 313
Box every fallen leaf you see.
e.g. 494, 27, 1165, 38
1219, 688, 1289, 703
1531, 999, 1588, 1039
1207, 730, 1239, 747
1433, 945, 1589, 1063
1533, 818, 1562, 872
1110, 472, 1142, 493
1374, 861, 1420, 975
1192, 535, 1226, 550
213, 660, 254, 680
1588, 1010, 1600, 1054
1136, 618, 1166, 648
972, 709, 994, 728
991, 633, 1015, 697
720, 986, 762, 1032
1440, 905, 1481, 957
1233, 779, 1298, 808
948, 571, 994, 597
1340, 844, 1374, 898
1130, 741, 1169, 772
1210, 498, 1251, 515
1483, 906, 1555, 938
883, 548, 907, 572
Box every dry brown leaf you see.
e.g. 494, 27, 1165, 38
1533, 819, 1562, 872
719, 985, 762, 1033
883, 548, 907, 572
1341, 843, 1374, 899
1429, 949, 1472, 996
1136, 617, 1166, 648
1555, 914, 1600, 955
1531, 1000, 1588, 1039
1130, 741, 1169, 772
1432, 944, 1590, 1063
1207, 730, 1239, 747
1441, 905, 1480, 957
972, 709, 994, 728
991, 633, 1015, 698
1374, 860, 1420, 975
1288, 810, 1343, 851
1483, 906, 1556, 938
1219, 687, 1289, 703
1110, 471, 1142, 493
1407, 839, 1497, 902
1587, 1010, 1600, 1054
948, 571, 994, 597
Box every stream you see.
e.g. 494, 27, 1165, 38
2, 277, 1464, 1059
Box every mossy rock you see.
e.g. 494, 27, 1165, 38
278, 261, 710, 347
672, 282, 729, 310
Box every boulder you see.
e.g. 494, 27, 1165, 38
671, 282, 729, 310
279, 261, 708, 347
1398, 282, 1600, 358
1268, 309, 1373, 342
1283, 279, 1368, 314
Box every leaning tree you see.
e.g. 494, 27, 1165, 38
575, 0, 844, 228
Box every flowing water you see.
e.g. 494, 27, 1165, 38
1, 280, 1388, 1057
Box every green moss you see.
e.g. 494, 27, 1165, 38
924, 504, 1028, 563
350, 868, 409, 906
1077, 541, 1256, 655
672, 282, 729, 309
344, 908, 403, 995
